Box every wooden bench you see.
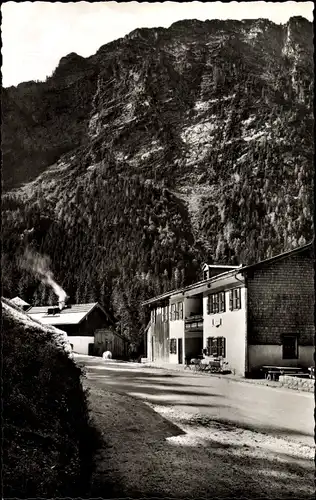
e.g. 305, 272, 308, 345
264, 370, 281, 381
261, 366, 305, 382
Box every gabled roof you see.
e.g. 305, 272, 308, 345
240, 241, 314, 273
27, 302, 108, 326
142, 267, 242, 306
142, 242, 314, 307
11, 296, 30, 307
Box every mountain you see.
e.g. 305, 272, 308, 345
2, 17, 314, 345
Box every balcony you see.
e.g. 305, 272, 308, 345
185, 314, 204, 331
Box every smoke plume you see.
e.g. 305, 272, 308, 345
20, 248, 67, 303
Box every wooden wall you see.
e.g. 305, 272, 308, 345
94, 328, 126, 358
151, 305, 169, 362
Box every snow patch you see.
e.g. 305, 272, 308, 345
194, 101, 211, 111
232, 172, 241, 183
136, 144, 164, 161
242, 116, 256, 127
236, 153, 248, 164
243, 130, 265, 142
89, 113, 101, 138
181, 118, 217, 145
129, 70, 140, 82
244, 26, 262, 41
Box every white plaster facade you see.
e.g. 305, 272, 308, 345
203, 286, 247, 376
68, 336, 94, 354
169, 319, 185, 363
248, 344, 315, 371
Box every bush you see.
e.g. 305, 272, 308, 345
2, 299, 98, 498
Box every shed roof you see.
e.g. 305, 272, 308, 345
27, 302, 107, 326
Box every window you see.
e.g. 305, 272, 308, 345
207, 292, 226, 314
170, 338, 177, 354
175, 303, 179, 320
206, 337, 226, 357
170, 302, 183, 321
178, 302, 184, 320
170, 303, 176, 321
229, 288, 241, 310
282, 336, 298, 359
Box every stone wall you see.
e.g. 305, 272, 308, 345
279, 375, 315, 392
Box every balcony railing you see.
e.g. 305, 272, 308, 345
185, 314, 203, 330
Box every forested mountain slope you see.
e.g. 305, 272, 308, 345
2, 17, 314, 345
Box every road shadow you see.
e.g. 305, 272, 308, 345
81, 367, 314, 500
83, 380, 186, 499
83, 364, 313, 445
89, 375, 221, 398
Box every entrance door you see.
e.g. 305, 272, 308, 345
178, 338, 183, 364
88, 343, 94, 356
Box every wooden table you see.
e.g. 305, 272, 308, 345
261, 366, 303, 381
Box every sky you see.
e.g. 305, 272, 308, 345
1, 1, 314, 87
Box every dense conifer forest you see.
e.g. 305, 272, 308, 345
2, 17, 313, 347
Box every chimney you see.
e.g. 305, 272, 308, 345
59, 295, 69, 311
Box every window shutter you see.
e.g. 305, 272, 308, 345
216, 294, 220, 313
179, 302, 183, 320
229, 290, 233, 310
211, 338, 218, 357
218, 337, 226, 358
207, 296, 211, 314
207, 337, 212, 356
220, 292, 226, 312
212, 294, 216, 314
237, 289, 241, 309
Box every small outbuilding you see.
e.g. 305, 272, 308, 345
27, 301, 127, 357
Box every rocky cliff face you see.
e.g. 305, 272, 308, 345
2, 17, 314, 343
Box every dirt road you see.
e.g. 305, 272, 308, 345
78, 356, 315, 499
